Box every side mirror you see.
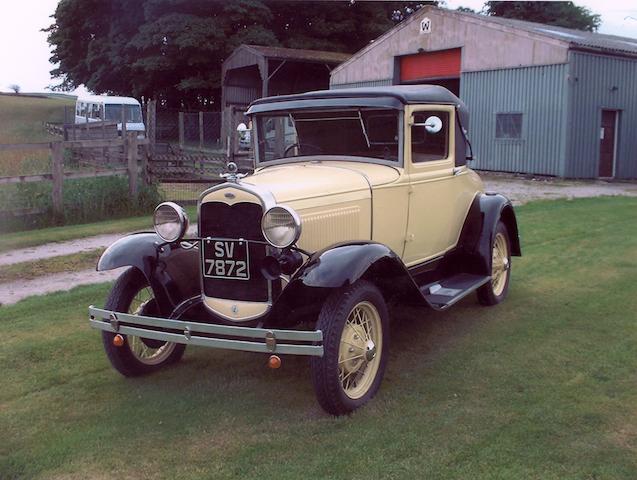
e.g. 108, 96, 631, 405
424, 116, 443, 134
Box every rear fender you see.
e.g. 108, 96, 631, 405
455, 193, 521, 276
97, 233, 200, 314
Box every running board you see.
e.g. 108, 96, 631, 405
419, 273, 490, 311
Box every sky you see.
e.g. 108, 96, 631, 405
0, 0, 636, 93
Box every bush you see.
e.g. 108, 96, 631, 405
0, 176, 162, 233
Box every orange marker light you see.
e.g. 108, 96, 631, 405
268, 355, 281, 369
113, 334, 125, 347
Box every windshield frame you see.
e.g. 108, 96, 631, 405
252, 107, 404, 168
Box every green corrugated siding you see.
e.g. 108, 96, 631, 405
461, 64, 569, 176
566, 51, 637, 179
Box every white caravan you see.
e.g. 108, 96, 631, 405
75, 95, 145, 135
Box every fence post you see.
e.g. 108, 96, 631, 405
127, 132, 138, 201
51, 142, 64, 217
146, 99, 156, 155
179, 111, 185, 150
199, 111, 204, 150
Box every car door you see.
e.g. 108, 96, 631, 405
402, 105, 475, 266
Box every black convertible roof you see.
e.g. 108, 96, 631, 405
247, 85, 469, 124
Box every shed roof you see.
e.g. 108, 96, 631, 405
467, 13, 637, 57
242, 45, 351, 64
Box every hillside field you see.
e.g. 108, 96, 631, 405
0, 93, 75, 176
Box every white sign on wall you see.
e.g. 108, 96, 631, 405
420, 17, 432, 34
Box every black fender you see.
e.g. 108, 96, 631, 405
267, 242, 425, 327
97, 232, 200, 314
454, 193, 521, 276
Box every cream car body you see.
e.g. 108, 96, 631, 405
90, 85, 521, 416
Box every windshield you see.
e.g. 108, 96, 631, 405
105, 104, 143, 123
256, 108, 400, 163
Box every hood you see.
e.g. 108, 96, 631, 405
245, 161, 400, 203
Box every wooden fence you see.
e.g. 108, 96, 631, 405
0, 133, 146, 218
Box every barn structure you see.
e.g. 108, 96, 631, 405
221, 44, 350, 148
330, 7, 637, 179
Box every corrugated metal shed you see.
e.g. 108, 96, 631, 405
566, 51, 637, 179
329, 6, 637, 179
462, 64, 569, 176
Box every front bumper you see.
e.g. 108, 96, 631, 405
88, 306, 324, 357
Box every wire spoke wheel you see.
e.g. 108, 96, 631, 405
125, 287, 177, 366
491, 232, 509, 297
310, 280, 389, 415
338, 301, 383, 400
478, 221, 512, 306
102, 268, 186, 377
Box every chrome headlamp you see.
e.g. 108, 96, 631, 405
261, 205, 302, 249
153, 202, 189, 242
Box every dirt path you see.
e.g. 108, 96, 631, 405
0, 225, 197, 267
482, 173, 637, 205
0, 233, 123, 267
1, 175, 636, 306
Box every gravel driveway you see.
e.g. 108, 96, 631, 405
482, 172, 637, 205
1, 173, 636, 305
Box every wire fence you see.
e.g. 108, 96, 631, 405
155, 110, 223, 151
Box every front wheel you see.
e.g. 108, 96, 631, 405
477, 220, 512, 306
101, 267, 186, 377
310, 280, 389, 416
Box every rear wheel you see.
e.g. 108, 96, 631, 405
477, 220, 511, 306
101, 268, 186, 376
310, 280, 389, 416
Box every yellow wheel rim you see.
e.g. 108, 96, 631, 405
338, 301, 383, 400
491, 232, 509, 297
127, 287, 176, 365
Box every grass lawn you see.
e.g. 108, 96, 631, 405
1, 197, 636, 479
0, 206, 197, 253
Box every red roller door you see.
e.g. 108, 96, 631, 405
400, 48, 461, 82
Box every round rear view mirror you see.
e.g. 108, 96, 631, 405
424, 116, 443, 134
236, 122, 247, 133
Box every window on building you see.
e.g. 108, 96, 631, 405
496, 113, 523, 139
411, 111, 449, 162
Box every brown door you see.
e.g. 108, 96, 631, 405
599, 110, 617, 177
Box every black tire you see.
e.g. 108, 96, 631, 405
310, 280, 389, 416
101, 267, 186, 377
477, 220, 512, 306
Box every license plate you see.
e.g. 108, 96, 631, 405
202, 239, 250, 280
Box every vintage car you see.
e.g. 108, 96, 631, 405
89, 85, 521, 416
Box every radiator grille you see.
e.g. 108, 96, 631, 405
199, 201, 269, 302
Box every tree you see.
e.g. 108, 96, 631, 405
8, 84, 20, 94
483, 1, 601, 32
46, 0, 428, 108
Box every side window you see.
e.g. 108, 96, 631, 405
92, 103, 102, 119
495, 113, 523, 139
411, 111, 449, 163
